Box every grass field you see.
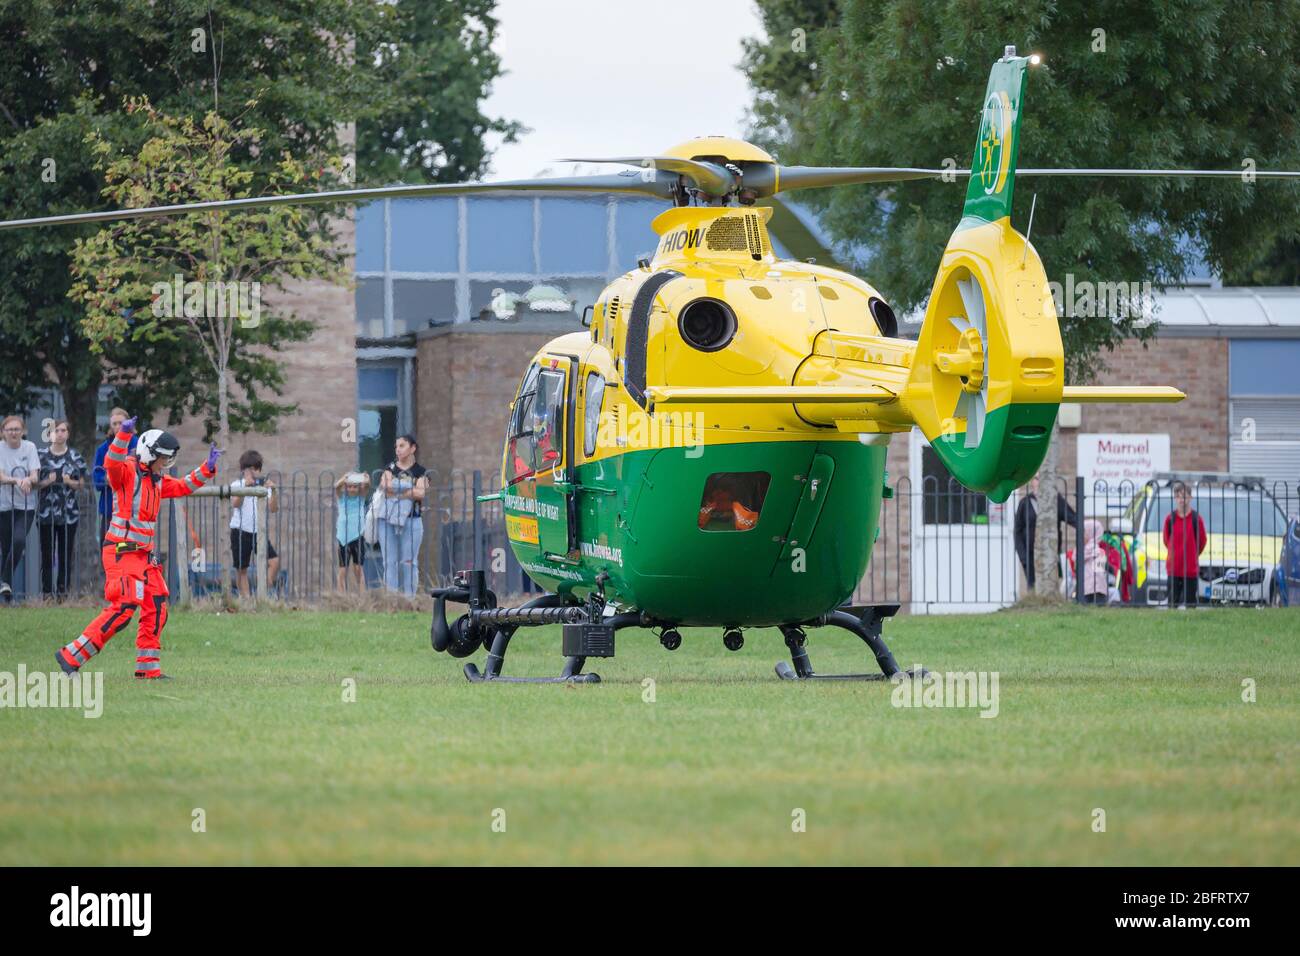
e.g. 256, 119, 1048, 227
1, 604, 1298, 865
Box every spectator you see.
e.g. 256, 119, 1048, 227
0, 415, 41, 602
334, 472, 371, 592
1079, 519, 1110, 604
1013, 476, 1078, 591
1098, 528, 1135, 603
93, 407, 136, 544
229, 450, 280, 598
37, 420, 87, 599
1163, 481, 1207, 608
380, 435, 428, 595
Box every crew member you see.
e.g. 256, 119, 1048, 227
56, 418, 221, 679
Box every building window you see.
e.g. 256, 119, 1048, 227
615, 201, 662, 269
355, 278, 385, 338
471, 279, 533, 320
1229, 339, 1300, 492
467, 198, 534, 273
354, 194, 672, 326
357, 359, 410, 475
390, 199, 457, 273
355, 202, 385, 272
540, 199, 608, 273
392, 279, 457, 332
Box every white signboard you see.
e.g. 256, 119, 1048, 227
1077, 433, 1170, 516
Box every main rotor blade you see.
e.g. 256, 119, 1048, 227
772, 165, 1300, 195
1017, 168, 1300, 180
561, 156, 738, 195
775, 166, 950, 191
0, 172, 675, 232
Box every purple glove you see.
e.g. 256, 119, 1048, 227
205, 445, 224, 472
120, 417, 137, 434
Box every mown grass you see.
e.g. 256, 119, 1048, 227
1, 604, 1297, 865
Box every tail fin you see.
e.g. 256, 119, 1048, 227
962, 49, 1030, 226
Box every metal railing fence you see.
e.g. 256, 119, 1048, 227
2, 470, 1296, 612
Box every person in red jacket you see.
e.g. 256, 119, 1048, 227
56, 418, 222, 679
1162, 481, 1207, 608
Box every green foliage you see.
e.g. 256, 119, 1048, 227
741, 0, 841, 155
69, 99, 345, 442
355, 0, 524, 184
745, 0, 1300, 381
0, 0, 516, 436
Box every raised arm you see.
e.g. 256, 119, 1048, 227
103, 419, 137, 493
160, 445, 222, 499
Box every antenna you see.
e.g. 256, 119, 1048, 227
1021, 192, 1038, 268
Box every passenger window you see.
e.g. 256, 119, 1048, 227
698, 472, 771, 532
584, 372, 605, 458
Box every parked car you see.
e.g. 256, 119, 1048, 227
1112, 475, 1289, 606
1274, 515, 1300, 607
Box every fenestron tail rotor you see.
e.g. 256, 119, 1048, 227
947, 274, 990, 449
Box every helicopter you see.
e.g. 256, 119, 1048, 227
6, 47, 1298, 683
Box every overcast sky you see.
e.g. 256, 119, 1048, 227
481, 0, 763, 180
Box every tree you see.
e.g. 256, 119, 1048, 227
744, 0, 1300, 596
69, 100, 346, 447
740, 0, 841, 156
355, 0, 523, 184
0, 0, 518, 444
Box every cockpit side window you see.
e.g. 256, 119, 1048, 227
531, 368, 567, 474
506, 363, 541, 484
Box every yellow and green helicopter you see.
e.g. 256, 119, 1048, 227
7, 48, 1296, 683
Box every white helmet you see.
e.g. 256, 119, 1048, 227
137, 429, 181, 464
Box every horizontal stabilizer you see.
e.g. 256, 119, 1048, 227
1061, 386, 1185, 404
646, 385, 895, 405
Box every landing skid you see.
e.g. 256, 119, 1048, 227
774, 663, 893, 681
430, 572, 920, 685
774, 605, 924, 682
464, 655, 601, 684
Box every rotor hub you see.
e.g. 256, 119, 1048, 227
934, 326, 986, 393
